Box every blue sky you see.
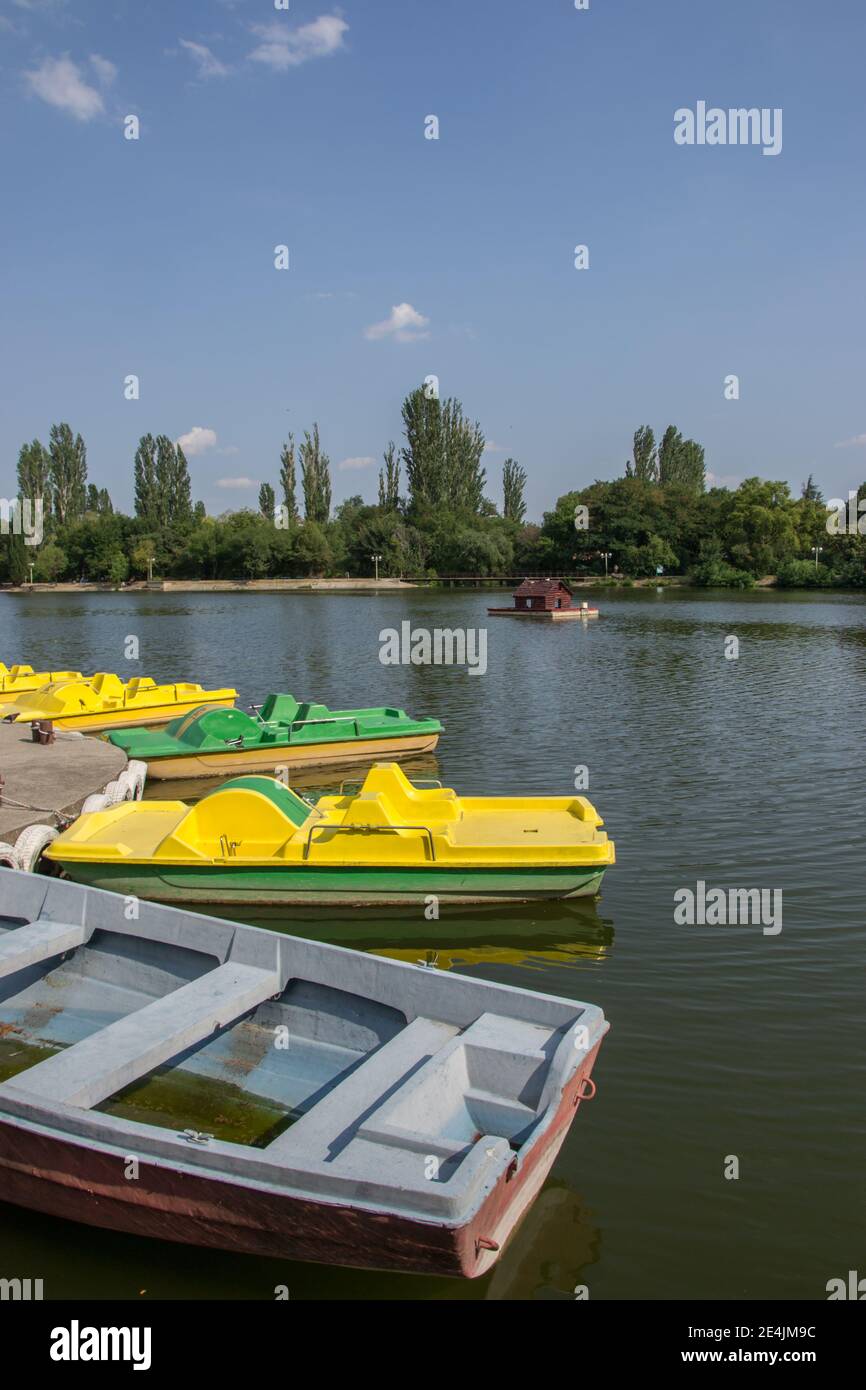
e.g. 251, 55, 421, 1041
1, 0, 865, 520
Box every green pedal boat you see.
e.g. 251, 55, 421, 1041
107, 693, 443, 780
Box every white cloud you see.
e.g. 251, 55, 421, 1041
483, 440, 506, 453
249, 15, 348, 70
706, 471, 743, 489
339, 456, 376, 471
89, 54, 117, 88
177, 426, 218, 456
179, 39, 230, 79
835, 433, 866, 448
25, 56, 105, 122
216, 476, 259, 489
365, 302, 430, 343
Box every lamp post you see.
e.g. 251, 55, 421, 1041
371, 553, 383, 581
601, 551, 612, 578
147, 556, 155, 583
812, 545, 823, 570
28, 563, 34, 587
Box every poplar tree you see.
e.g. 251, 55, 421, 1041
259, 482, 276, 519
502, 458, 527, 523
378, 442, 400, 509
627, 426, 657, 482
300, 423, 331, 523
17, 440, 52, 525
279, 436, 298, 521
134, 434, 158, 523
48, 423, 87, 525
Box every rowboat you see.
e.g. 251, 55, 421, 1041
106, 693, 443, 780
0, 672, 236, 732
0, 869, 609, 1276
0, 664, 82, 695
45, 762, 615, 906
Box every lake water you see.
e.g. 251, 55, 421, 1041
1, 587, 863, 1300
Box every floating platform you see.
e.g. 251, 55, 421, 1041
486, 607, 599, 620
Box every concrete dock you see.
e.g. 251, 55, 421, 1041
0, 724, 125, 841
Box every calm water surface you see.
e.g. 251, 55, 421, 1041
1, 587, 864, 1300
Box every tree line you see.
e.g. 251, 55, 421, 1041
3, 392, 865, 588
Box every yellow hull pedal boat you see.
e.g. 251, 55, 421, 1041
0, 664, 82, 695
46, 762, 616, 907
1, 672, 236, 732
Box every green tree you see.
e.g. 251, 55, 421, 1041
442, 398, 486, 511
294, 519, 333, 575
657, 426, 704, 493
279, 436, 298, 523
49, 423, 87, 525
5, 530, 28, 585
378, 442, 400, 509
258, 482, 276, 520
502, 458, 527, 523
134, 435, 159, 523
154, 435, 192, 526
32, 541, 67, 581
17, 440, 52, 526
401, 385, 445, 508
627, 426, 657, 482
299, 424, 331, 523
106, 550, 129, 585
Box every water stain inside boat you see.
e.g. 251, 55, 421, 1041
0, 1036, 298, 1146
95, 1065, 300, 1147
0, 1036, 62, 1082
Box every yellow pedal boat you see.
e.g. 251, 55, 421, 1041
0, 663, 82, 695
1, 672, 236, 732
46, 762, 616, 906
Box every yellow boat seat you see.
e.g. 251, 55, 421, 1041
125, 677, 158, 698
343, 764, 461, 824
90, 673, 126, 699
159, 778, 312, 860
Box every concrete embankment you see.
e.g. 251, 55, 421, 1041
2, 578, 417, 595
0, 724, 126, 841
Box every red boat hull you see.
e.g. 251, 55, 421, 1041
0, 1042, 603, 1279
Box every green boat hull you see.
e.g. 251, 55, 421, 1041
55, 862, 607, 907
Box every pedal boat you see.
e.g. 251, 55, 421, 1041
0, 869, 609, 1277
106, 693, 443, 780
0, 672, 236, 732
45, 763, 616, 906
0, 663, 82, 695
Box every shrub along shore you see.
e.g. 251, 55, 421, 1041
4, 396, 864, 591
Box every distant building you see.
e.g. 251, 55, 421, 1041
511, 577, 574, 612
487, 577, 598, 621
